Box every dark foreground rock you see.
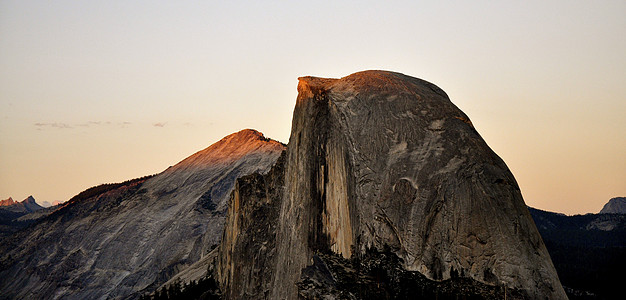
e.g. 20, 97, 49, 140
530, 207, 626, 299
298, 251, 526, 300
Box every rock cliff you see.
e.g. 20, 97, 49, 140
218, 71, 566, 299
217, 151, 286, 299
0, 129, 284, 300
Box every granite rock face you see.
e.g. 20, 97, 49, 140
219, 71, 566, 299
0, 129, 284, 300
217, 151, 286, 299
599, 197, 626, 214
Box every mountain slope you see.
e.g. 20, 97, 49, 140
599, 197, 626, 214
529, 207, 625, 299
0, 129, 284, 300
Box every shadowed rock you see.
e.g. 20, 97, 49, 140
0, 196, 45, 238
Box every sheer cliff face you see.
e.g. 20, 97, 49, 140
217, 151, 286, 299
0, 129, 284, 300
269, 71, 566, 299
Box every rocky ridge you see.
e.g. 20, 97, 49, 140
0, 129, 284, 300
0, 195, 43, 213
599, 197, 626, 214
0, 197, 16, 206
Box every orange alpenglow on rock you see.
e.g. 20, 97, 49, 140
0, 197, 16, 206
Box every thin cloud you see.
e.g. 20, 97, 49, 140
76, 121, 99, 128
35, 121, 133, 130
82, 121, 110, 127
34, 122, 73, 129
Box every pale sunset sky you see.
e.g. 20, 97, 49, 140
0, 1, 624, 214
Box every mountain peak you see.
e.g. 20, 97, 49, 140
20, 195, 43, 212
21, 195, 36, 204
0, 129, 286, 299
0, 197, 16, 206
171, 129, 285, 170
221, 129, 276, 144
0, 196, 42, 213
599, 197, 626, 214
297, 70, 448, 100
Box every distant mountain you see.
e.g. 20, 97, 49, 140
0, 129, 285, 300
599, 197, 626, 214
529, 207, 626, 299
0, 195, 43, 213
19, 195, 42, 212
0, 196, 45, 238
40, 200, 64, 207
0, 197, 16, 206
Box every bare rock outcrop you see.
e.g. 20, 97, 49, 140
217, 151, 286, 299
0, 129, 284, 300
219, 71, 566, 299
599, 197, 626, 214
0, 197, 16, 206
0, 195, 43, 213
